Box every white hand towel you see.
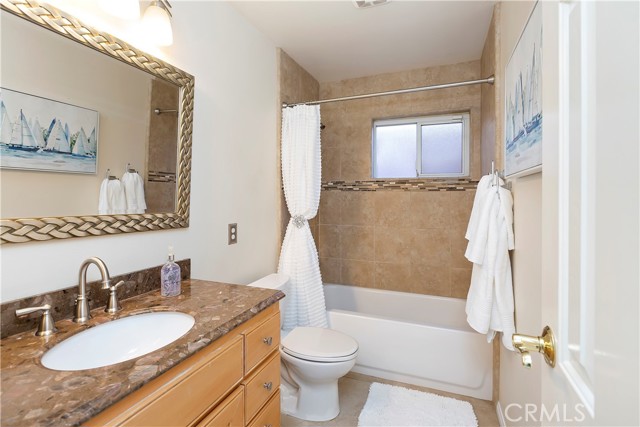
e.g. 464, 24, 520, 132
98, 178, 109, 215
122, 172, 146, 214
134, 173, 146, 213
107, 179, 126, 214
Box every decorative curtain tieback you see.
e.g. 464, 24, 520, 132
292, 215, 307, 228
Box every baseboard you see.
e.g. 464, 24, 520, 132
496, 401, 507, 427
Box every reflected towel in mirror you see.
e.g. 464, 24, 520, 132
121, 172, 147, 214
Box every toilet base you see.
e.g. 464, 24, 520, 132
280, 377, 340, 422
278, 331, 358, 422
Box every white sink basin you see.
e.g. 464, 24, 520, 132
41, 312, 195, 371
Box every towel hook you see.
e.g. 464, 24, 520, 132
105, 169, 118, 180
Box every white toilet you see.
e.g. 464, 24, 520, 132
248, 274, 358, 422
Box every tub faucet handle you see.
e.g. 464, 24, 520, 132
15, 304, 57, 336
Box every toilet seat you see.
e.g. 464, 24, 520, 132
281, 327, 358, 363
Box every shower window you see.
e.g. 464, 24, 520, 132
372, 113, 470, 178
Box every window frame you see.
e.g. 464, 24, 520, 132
372, 112, 470, 179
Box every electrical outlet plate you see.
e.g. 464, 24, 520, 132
228, 223, 237, 245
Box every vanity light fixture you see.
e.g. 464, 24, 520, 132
98, 0, 140, 20
142, 0, 173, 46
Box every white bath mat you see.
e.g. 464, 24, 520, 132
358, 382, 478, 427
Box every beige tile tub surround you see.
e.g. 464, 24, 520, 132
318, 189, 475, 298
314, 60, 482, 298
319, 60, 483, 182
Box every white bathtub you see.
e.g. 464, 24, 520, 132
324, 284, 493, 400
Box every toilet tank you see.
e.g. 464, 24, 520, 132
247, 274, 289, 327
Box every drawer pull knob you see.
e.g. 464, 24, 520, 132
263, 336, 273, 345
263, 381, 273, 391
264, 424, 272, 427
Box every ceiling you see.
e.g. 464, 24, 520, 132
231, 1, 496, 82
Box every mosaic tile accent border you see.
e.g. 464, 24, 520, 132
322, 179, 479, 191
148, 170, 177, 183
1, 259, 191, 339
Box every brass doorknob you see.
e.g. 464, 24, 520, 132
512, 326, 556, 368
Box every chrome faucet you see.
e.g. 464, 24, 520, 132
74, 257, 112, 323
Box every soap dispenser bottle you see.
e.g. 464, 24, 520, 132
161, 246, 181, 297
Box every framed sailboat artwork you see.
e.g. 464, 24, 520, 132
504, 1, 542, 178
0, 88, 98, 174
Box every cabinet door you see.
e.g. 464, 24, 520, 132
197, 387, 244, 427
248, 391, 281, 427
243, 352, 280, 422
122, 338, 243, 426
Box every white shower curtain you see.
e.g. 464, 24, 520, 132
278, 105, 328, 330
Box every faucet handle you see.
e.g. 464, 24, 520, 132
105, 280, 127, 314
15, 304, 58, 336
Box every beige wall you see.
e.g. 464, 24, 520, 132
0, 12, 149, 218
493, 2, 543, 425
277, 50, 320, 246
316, 62, 481, 297
1, 2, 280, 302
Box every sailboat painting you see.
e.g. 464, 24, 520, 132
504, 1, 542, 177
0, 88, 98, 174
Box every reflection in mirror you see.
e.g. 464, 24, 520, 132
0, 11, 179, 218
0, 0, 193, 244
146, 79, 179, 213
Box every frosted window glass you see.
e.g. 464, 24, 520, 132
421, 123, 463, 174
374, 124, 416, 178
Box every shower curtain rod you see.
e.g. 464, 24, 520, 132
282, 75, 495, 108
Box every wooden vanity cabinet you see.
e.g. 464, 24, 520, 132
86, 305, 281, 427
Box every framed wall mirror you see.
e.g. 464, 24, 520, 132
0, 0, 194, 244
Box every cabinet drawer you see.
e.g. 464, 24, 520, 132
124, 337, 243, 426
196, 387, 244, 427
248, 391, 281, 427
243, 352, 280, 422
244, 313, 280, 374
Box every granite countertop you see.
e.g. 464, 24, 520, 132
0, 279, 284, 427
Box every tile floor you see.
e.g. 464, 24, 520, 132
281, 372, 500, 427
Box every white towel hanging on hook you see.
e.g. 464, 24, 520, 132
464, 167, 515, 350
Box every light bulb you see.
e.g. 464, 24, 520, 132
98, 0, 140, 20
142, 3, 173, 46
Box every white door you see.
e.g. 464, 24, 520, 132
535, 1, 639, 425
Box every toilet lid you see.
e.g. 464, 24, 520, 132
281, 327, 358, 362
